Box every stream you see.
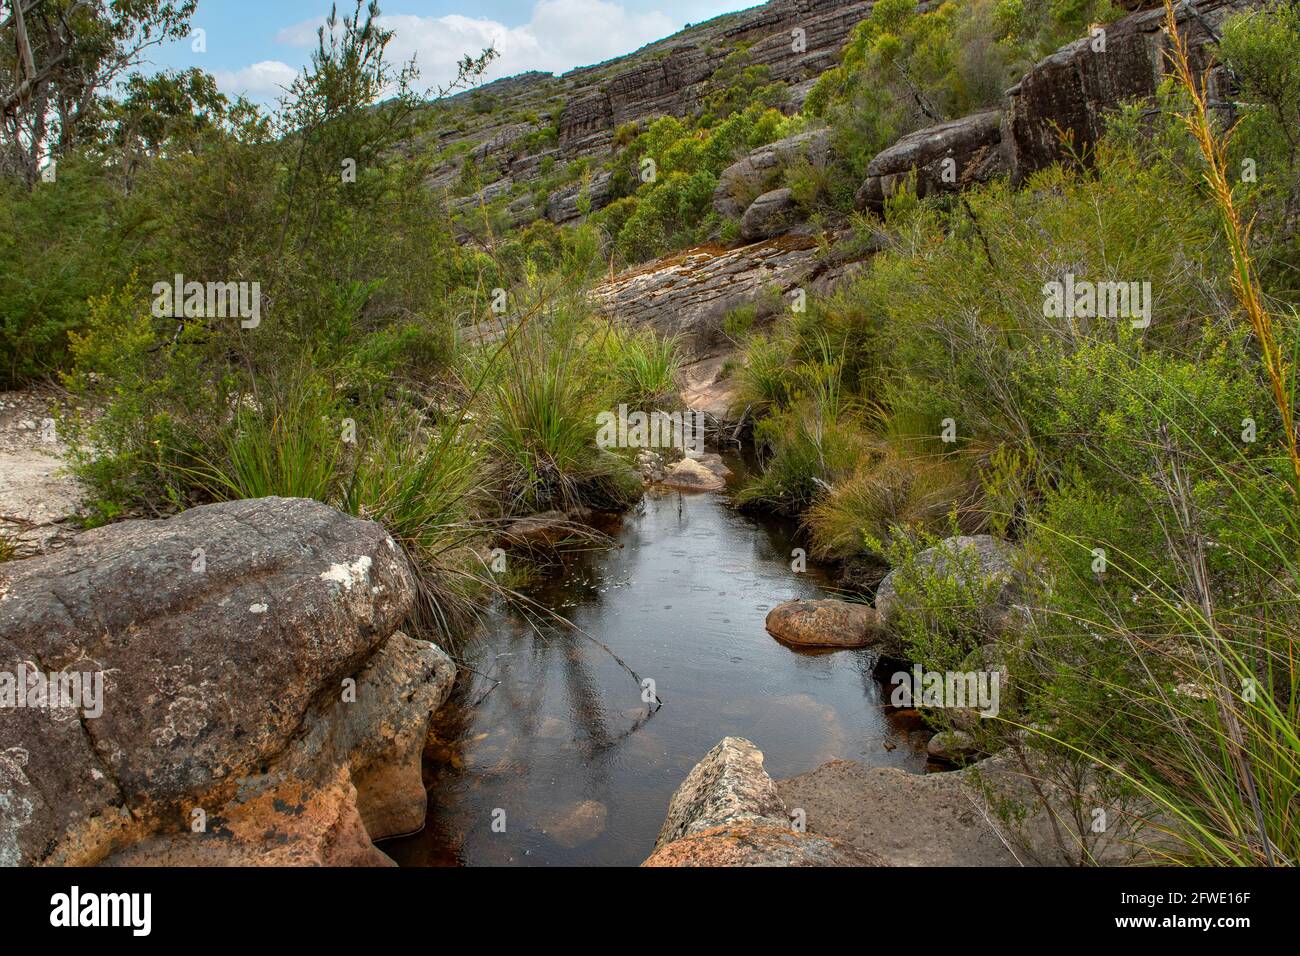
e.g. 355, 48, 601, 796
385, 453, 930, 866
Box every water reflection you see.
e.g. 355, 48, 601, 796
385, 461, 928, 866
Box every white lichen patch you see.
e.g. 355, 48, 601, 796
319, 556, 372, 594
249, 603, 268, 614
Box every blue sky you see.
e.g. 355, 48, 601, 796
148, 0, 760, 103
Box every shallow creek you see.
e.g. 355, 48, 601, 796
385, 454, 930, 866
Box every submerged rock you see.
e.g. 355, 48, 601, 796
496, 508, 597, 549
0, 497, 456, 866
765, 598, 883, 649
545, 799, 609, 849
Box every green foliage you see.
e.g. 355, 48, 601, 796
595, 104, 800, 263
599, 326, 682, 408
873, 526, 1010, 671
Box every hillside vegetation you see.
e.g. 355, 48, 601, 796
1, 0, 1297, 865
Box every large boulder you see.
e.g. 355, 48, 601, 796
740, 187, 799, 241
874, 535, 1025, 659
0, 497, 456, 866
1002, 0, 1257, 183
646, 736, 879, 866
713, 128, 831, 219
765, 598, 884, 649
855, 110, 1005, 213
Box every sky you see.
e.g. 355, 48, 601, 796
147, 0, 761, 104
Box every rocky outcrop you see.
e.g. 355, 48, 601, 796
765, 598, 884, 648
546, 168, 614, 223
874, 534, 1026, 658
557, 92, 614, 153
1003, 0, 1254, 183
855, 110, 1005, 213
714, 128, 831, 219
593, 234, 866, 358
0, 497, 456, 866
741, 187, 800, 240
645, 736, 879, 865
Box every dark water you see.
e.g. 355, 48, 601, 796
385, 456, 928, 866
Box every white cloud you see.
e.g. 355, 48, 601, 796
213, 60, 299, 99
271, 0, 675, 94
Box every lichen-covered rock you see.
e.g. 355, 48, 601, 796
647, 736, 881, 866
654, 737, 789, 849
0, 390, 87, 556
0, 497, 456, 866
855, 110, 1004, 213
643, 822, 878, 866
765, 598, 883, 649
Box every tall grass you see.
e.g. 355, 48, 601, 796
189, 376, 343, 502
600, 325, 682, 408
485, 321, 638, 515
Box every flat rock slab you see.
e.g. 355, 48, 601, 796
777, 758, 1020, 866
778, 752, 1167, 866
